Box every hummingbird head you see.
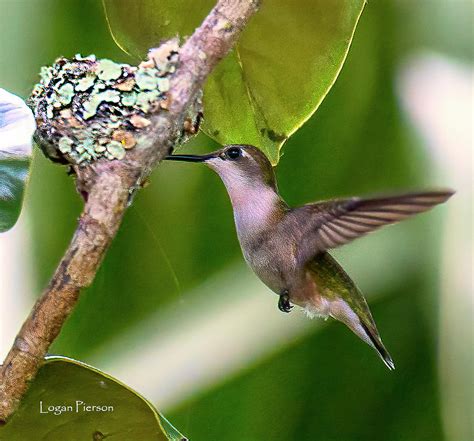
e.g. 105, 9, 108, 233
165, 144, 278, 192
166, 145, 285, 233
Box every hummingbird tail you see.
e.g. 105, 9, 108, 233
359, 321, 395, 370
307, 253, 396, 370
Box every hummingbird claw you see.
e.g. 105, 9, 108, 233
278, 291, 293, 313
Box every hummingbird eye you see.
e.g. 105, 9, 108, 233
226, 147, 242, 160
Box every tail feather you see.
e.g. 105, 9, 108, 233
360, 321, 395, 370
309, 253, 396, 370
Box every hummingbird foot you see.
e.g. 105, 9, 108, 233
278, 291, 293, 313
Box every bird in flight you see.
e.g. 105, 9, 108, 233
166, 144, 453, 369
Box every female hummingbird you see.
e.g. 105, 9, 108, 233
166, 145, 453, 369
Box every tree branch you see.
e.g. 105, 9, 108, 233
0, 0, 259, 423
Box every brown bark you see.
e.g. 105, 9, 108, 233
0, 0, 259, 423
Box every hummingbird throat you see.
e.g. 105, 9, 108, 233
229, 184, 281, 236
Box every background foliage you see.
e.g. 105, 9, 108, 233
0, 1, 471, 440
104, 0, 366, 164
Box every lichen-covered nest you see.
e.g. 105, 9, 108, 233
29, 43, 198, 166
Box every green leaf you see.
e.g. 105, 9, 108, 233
0, 88, 34, 232
0, 356, 187, 441
103, 0, 366, 163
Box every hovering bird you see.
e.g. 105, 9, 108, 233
166, 145, 453, 369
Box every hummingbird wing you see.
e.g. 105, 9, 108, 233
305, 252, 395, 370
291, 190, 453, 265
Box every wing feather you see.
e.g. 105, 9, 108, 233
292, 190, 453, 264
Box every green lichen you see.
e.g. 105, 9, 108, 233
97, 59, 122, 81
58, 136, 73, 154
29, 48, 202, 167
75, 53, 96, 61
136, 91, 160, 112
121, 92, 137, 106
75, 75, 96, 92
106, 141, 126, 160
82, 90, 121, 120
46, 107, 54, 119
75, 138, 98, 163
82, 96, 101, 120
135, 68, 159, 90
93, 82, 106, 92
156, 77, 170, 92
95, 144, 106, 153
58, 83, 75, 106
40, 66, 53, 83
82, 139, 97, 156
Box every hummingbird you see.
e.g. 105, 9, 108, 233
165, 145, 453, 369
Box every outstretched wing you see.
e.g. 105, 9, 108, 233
291, 190, 453, 265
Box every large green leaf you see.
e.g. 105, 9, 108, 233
0, 88, 34, 232
0, 356, 186, 441
103, 0, 366, 163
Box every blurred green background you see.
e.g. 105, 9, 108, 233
0, 1, 471, 440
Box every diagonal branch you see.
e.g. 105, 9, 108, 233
0, 0, 259, 423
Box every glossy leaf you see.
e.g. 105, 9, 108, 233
103, 0, 366, 163
0, 356, 187, 441
0, 88, 34, 232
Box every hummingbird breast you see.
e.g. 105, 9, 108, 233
243, 240, 296, 294
239, 224, 300, 295
228, 184, 299, 294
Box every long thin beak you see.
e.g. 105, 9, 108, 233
165, 153, 215, 162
